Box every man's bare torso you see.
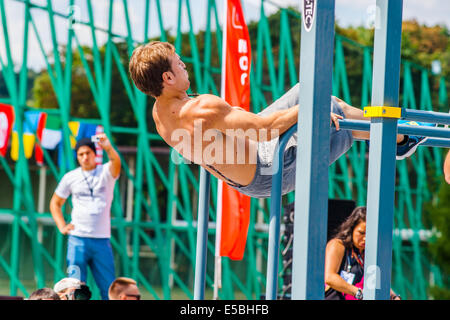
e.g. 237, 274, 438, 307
153, 95, 258, 186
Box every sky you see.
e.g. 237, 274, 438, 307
0, 0, 449, 72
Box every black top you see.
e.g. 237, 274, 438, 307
325, 246, 364, 300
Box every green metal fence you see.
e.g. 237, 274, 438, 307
0, 0, 448, 300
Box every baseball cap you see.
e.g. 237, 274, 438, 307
53, 278, 82, 293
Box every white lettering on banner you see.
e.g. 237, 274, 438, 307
238, 39, 248, 54
231, 6, 243, 30
240, 73, 248, 86
238, 38, 249, 86
239, 56, 249, 71
0, 112, 8, 148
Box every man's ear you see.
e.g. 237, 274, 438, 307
162, 71, 173, 83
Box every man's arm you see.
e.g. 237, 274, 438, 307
444, 150, 450, 184
97, 134, 121, 179
49, 193, 74, 235
193, 94, 298, 141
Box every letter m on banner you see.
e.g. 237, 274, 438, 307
216, 0, 251, 261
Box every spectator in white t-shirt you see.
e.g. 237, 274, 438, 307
50, 134, 121, 300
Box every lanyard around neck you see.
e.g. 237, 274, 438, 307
81, 168, 96, 198
346, 247, 364, 271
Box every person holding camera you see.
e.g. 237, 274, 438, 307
50, 134, 121, 300
324, 206, 401, 300
53, 278, 91, 300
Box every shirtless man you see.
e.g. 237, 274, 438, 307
128, 41, 426, 198
444, 150, 450, 184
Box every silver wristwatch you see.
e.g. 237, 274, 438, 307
355, 288, 363, 300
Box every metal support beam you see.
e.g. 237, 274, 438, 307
363, 0, 404, 300
194, 168, 211, 300
291, 0, 336, 300
266, 124, 298, 300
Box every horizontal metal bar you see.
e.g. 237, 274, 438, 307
402, 109, 450, 125
398, 124, 450, 139
338, 119, 450, 139
338, 119, 370, 131
421, 138, 450, 148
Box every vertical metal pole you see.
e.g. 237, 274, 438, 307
266, 146, 285, 300
363, 0, 403, 300
194, 168, 211, 300
37, 166, 47, 243
169, 167, 179, 289
266, 124, 297, 300
291, 0, 335, 300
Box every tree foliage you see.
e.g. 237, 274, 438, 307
426, 175, 450, 299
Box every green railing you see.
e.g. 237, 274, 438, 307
0, 0, 447, 300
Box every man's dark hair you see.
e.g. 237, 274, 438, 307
28, 288, 61, 300
75, 137, 96, 154
129, 41, 176, 97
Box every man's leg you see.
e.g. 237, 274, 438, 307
66, 235, 89, 282
257, 85, 384, 143
257, 84, 301, 117
88, 238, 116, 300
256, 84, 353, 165
260, 86, 406, 144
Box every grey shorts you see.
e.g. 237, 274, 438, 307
232, 83, 354, 198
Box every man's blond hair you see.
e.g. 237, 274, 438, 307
108, 277, 137, 300
129, 41, 176, 97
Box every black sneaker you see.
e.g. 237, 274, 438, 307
396, 121, 435, 160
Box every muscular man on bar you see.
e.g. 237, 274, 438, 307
128, 41, 430, 198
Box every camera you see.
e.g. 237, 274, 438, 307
74, 284, 92, 300
91, 135, 100, 143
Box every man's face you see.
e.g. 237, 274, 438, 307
58, 287, 77, 300
165, 54, 190, 91
77, 146, 96, 170
119, 284, 141, 300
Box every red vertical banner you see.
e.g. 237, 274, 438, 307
223, 0, 251, 110
216, 0, 252, 261
0, 104, 15, 157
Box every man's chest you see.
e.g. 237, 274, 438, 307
69, 170, 107, 198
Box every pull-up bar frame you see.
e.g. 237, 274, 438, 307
194, 0, 449, 300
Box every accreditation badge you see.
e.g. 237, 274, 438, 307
340, 270, 355, 285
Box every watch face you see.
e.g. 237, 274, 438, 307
356, 289, 363, 300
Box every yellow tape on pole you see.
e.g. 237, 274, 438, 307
363, 106, 402, 118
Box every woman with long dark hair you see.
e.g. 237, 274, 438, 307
324, 206, 400, 300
